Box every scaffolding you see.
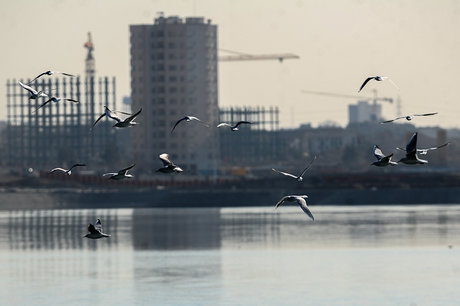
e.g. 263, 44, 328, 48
6, 76, 116, 168
218, 106, 280, 166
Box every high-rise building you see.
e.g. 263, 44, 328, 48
130, 15, 219, 175
348, 100, 382, 124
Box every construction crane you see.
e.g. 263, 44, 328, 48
219, 48, 300, 63
84, 32, 95, 77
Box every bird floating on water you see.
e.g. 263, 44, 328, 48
272, 155, 316, 181
371, 145, 397, 167
103, 164, 135, 180
34, 95, 79, 112
358, 76, 399, 93
48, 163, 86, 175
171, 116, 209, 134
84, 218, 110, 239
156, 153, 183, 173
275, 195, 314, 221
398, 132, 428, 165
28, 70, 75, 84
18, 81, 48, 100
113, 108, 142, 128
380, 112, 438, 124
217, 121, 252, 131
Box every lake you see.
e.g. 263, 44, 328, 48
1, 205, 459, 305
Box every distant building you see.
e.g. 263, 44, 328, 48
130, 15, 220, 175
348, 101, 382, 124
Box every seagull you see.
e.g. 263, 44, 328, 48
171, 116, 209, 133
398, 132, 428, 164
380, 112, 438, 124
156, 153, 183, 173
103, 164, 135, 180
113, 108, 142, 128
48, 163, 86, 175
217, 121, 252, 131
29, 70, 75, 84
396, 142, 449, 155
358, 76, 399, 92
33, 95, 79, 112
372, 145, 397, 167
91, 106, 133, 129
84, 218, 110, 239
275, 195, 314, 221
18, 81, 48, 99
272, 155, 316, 181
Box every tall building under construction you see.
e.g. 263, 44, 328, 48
130, 15, 220, 175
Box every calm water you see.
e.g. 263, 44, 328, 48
1, 205, 460, 305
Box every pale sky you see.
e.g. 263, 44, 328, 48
1, 0, 459, 128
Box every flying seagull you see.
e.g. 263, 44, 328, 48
84, 218, 110, 239
33, 95, 79, 112
29, 70, 75, 84
398, 132, 428, 165
272, 155, 316, 181
18, 81, 48, 99
396, 142, 449, 155
380, 112, 438, 124
372, 145, 397, 167
113, 108, 142, 128
156, 153, 183, 173
48, 163, 86, 175
217, 121, 252, 131
358, 76, 399, 92
171, 116, 209, 134
103, 164, 135, 180
274, 195, 314, 221
91, 106, 133, 129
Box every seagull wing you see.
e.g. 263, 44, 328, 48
118, 164, 135, 175
295, 197, 314, 221
217, 123, 232, 128
380, 153, 394, 163
299, 155, 317, 177
61, 72, 75, 77
358, 77, 375, 92
380, 116, 405, 124
272, 168, 298, 179
29, 72, 48, 84
88, 223, 100, 234
412, 112, 438, 117
159, 153, 173, 166
405, 132, 418, 155
123, 108, 142, 123
188, 116, 210, 127
102, 173, 117, 177
68, 163, 86, 171
95, 219, 103, 232
18, 81, 38, 95
234, 121, 252, 128
417, 142, 450, 153
274, 196, 288, 209
91, 113, 106, 129
48, 168, 67, 174
171, 117, 187, 133
64, 98, 79, 103
33, 99, 52, 113
373, 145, 385, 160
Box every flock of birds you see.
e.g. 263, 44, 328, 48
17, 71, 447, 238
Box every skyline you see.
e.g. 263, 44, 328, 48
1, 0, 459, 128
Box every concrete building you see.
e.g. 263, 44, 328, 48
130, 15, 219, 175
348, 100, 382, 124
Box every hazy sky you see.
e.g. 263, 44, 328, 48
1, 0, 459, 128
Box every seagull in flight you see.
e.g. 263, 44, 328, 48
398, 132, 428, 164
275, 195, 314, 221
84, 218, 110, 239
217, 121, 252, 131
33, 95, 79, 112
171, 116, 209, 133
91, 106, 133, 129
156, 153, 183, 173
272, 155, 316, 181
113, 108, 142, 128
380, 112, 438, 124
48, 163, 86, 175
103, 164, 135, 180
29, 70, 75, 84
396, 142, 449, 155
18, 81, 48, 99
372, 145, 397, 167
358, 76, 399, 92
